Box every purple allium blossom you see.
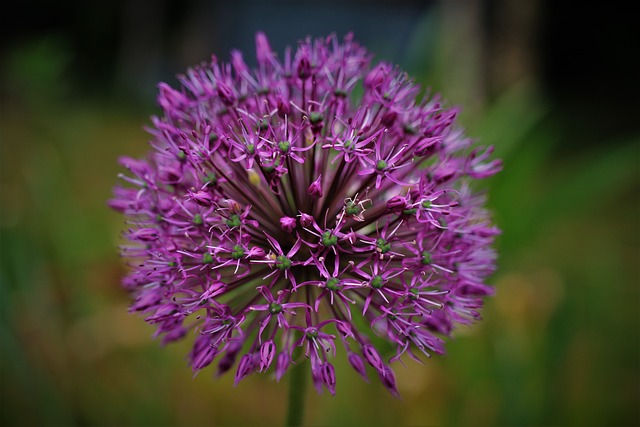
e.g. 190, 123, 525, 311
111, 32, 501, 397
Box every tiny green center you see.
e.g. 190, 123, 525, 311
321, 231, 338, 247
309, 112, 323, 124
226, 214, 241, 228
246, 143, 255, 154
326, 277, 340, 291
371, 275, 384, 289
344, 139, 355, 150
269, 302, 283, 315
193, 214, 203, 225
275, 255, 291, 270
376, 238, 391, 254
422, 200, 432, 209
202, 252, 214, 264
345, 201, 362, 216
278, 140, 291, 153
421, 251, 432, 265
231, 245, 245, 260
376, 159, 387, 170
306, 329, 319, 339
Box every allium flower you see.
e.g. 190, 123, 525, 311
111, 32, 501, 397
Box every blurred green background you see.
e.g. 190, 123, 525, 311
1, 1, 638, 426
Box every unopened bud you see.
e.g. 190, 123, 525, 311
307, 175, 323, 198
386, 196, 407, 213
190, 190, 214, 207
364, 63, 388, 90
298, 212, 314, 228
297, 56, 311, 80
259, 340, 276, 372
217, 81, 236, 106
130, 228, 159, 242
280, 216, 297, 233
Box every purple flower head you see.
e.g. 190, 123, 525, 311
112, 32, 500, 397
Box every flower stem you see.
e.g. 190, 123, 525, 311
286, 360, 307, 426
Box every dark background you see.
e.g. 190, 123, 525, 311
1, 1, 638, 426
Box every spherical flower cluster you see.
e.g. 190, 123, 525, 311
111, 33, 501, 397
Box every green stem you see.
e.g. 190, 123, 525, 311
286, 360, 307, 426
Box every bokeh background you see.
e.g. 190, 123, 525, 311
1, 1, 638, 426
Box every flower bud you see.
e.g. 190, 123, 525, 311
201, 281, 226, 300
385, 196, 407, 213
247, 246, 266, 258
307, 175, 323, 198
217, 339, 242, 377
190, 335, 218, 371
335, 321, 354, 339
216, 81, 236, 106
144, 303, 179, 323
234, 353, 256, 385
279, 216, 297, 233
298, 212, 314, 228
130, 228, 159, 242
362, 344, 385, 374
275, 351, 290, 381
160, 326, 187, 345
310, 355, 324, 394
414, 137, 441, 157
378, 365, 400, 398
297, 56, 311, 80
189, 190, 214, 207
259, 340, 276, 372
322, 362, 337, 395
347, 352, 369, 381
224, 199, 242, 214
130, 288, 162, 311
364, 63, 388, 90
